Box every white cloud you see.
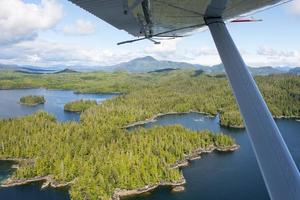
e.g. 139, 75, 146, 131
0, 38, 299, 68
63, 19, 96, 36
257, 46, 296, 57
143, 40, 221, 66
288, 0, 300, 15
144, 39, 191, 61
143, 43, 300, 67
185, 48, 221, 66
144, 39, 180, 54
26, 54, 42, 64
234, 46, 299, 67
0, 0, 62, 45
0, 39, 138, 66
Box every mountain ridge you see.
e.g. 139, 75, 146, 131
0, 56, 298, 75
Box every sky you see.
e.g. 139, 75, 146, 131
0, 0, 299, 68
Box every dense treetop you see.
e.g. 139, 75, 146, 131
19, 95, 45, 106
64, 99, 97, 113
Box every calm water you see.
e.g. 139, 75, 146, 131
0, 90, 299, 200
0, 161, 16, 183
0, 88, 118, 122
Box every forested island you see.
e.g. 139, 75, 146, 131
19, 95, 45, 106
0, 69, 299, 199
64, 99, 97, 112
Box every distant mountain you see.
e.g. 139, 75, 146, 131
205, 64, 291, 76
148, 68, 178, 73
0, 56, 298, 76
250, 66, 290, 76
0, 64, 63, 74
16, 67, 58, 74
204, 64, 225, 74
275, 66, 292, 72
289, 67, 300, 75
109, 56, 201, 73
21, 66, 57, 72
54, 68, 78, 74
17, 68, 78, 74
102, 57, 296, 75
0, 63, 20, 71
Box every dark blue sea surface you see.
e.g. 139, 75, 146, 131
0, 90, 299, 200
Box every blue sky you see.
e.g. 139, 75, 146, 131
0, 0, 299, 67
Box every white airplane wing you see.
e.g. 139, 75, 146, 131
68, 0, 282, 37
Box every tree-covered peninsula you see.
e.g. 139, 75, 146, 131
0, 111, 236, 200
64, 99, 97, 112
19, 95, 45, 106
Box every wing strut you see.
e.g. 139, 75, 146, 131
206, 17, 300, 200
117, 23, 204, 45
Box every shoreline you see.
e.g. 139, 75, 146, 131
19, 102, 44, 106
0, 87, 122, 96
0, 158, 74, 189
1, 175, 75, 188
112, 144, 239, 200
124, 110, 215, 129
0, 158, 34, 162
63, 108, 82, 113
170, 144, 239, 169
1, 144, 239, 199
124, 111, 300, 129
74, 91, 122, 95
112, 177, 186, 200
273, 115, 300, 120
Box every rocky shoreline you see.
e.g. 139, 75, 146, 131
1, 143, 238, 199
63, 108, 82, 113
124, 111, 300, 130
0, 175, 75, 188
111, 176, 186, 200
111, 144, 239, 200
170, 144, 239, 169
274, 115, 300, 120
172, 185, 185, 192
19, 102, 42, 106
0, 158, 74, 189
0, 158, 34, 162
124, 110, 215, 129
